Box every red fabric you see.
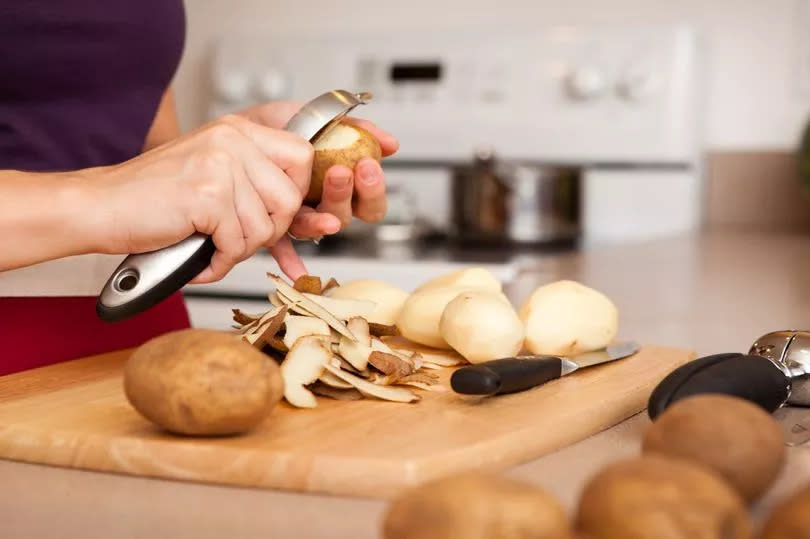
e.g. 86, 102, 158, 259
0, 292, 191, 376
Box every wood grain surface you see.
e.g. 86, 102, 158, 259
0, 344, 694, 498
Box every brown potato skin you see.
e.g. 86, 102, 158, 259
306, 125, 382, 205
760, 484, 810, 539
124, 329, 284, 436
642, 394, 785, 503
382, 472, 572, 539
575, 455, 751, 539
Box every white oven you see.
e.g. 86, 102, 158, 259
183, 23, 705, 329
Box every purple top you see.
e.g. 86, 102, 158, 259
0, 0, 186, 171
0, 1, 192, 376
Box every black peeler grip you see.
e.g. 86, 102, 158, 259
647, 353, 791, 420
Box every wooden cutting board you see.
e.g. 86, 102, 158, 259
0, 344, 693, 498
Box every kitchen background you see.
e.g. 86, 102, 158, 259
176, 0, 810, 327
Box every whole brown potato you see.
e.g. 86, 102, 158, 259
575, 455, 751, 539
124, 329, 283, 436
760, 484, 810, 538
382, 472, 572, 539
642, 394, 785, 502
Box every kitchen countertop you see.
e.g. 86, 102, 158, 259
3, 230, 810, 538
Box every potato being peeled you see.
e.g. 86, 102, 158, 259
307, 123, 382, 205
440, 291, 524, 363
124, 329, 283, 436
520, 280, 618, 356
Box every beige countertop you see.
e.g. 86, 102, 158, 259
2, 230, 809, 538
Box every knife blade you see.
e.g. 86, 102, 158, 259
450, 341, 641, 397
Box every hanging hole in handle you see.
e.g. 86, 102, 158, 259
114, 269, 140, 292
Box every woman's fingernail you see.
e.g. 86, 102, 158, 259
358, 160, 380, 185
330, 172, 352, 188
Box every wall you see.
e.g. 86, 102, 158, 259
175, 0, 810, 151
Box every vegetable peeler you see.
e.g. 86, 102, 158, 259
647, 330, 810, 418
96, 90, 372, 323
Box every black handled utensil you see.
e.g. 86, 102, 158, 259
647, 353, 791, 420
450, 341, 641, 397
647, 330, 810, 420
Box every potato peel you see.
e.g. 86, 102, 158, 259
231, 273, 465, 408
381, 336, 468, 366
319, 371, 354, 389
338, 317, 373, 371
322, 277, 340, 294
239, 305, 286, 340
268, 292, 284, 309
266, 335, 288, 353
248, 305, 289, 349
280, 335, 333, 408
293, 275, 323, 295
368, 351, 415, 381
268, 273, 357, 342
323, 363, 420, 403
232, 309, 264, 325
282, 315, 330, 350
368, 323, 401, 337
302, 293, 376, 321
310, 383, 363, 401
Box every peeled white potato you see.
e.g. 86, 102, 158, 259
519, 280, 618, 356
327, 279, 409, 325
439, 291, 525, 363
396, 286, 488, 349
414, 267, 502, 294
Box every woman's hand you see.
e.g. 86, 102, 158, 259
237, 101, 400, 238
88, 114, 314, 282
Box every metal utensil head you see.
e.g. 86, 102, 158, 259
285, 90, 373, 142
750, 331, 810, 406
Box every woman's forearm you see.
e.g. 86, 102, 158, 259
0, 169, 106, 271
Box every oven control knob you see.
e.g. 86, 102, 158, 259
258, 69, 289, 100
566, 66, 607, 100
214, 70, 252, 103
618, 71, 656, 101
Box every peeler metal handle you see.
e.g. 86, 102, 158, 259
96, 90, 372, 323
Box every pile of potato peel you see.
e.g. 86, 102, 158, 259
232, 273, 465, 408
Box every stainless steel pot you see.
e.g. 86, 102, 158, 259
449, 149, 581, 244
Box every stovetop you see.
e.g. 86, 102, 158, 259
290, 233, 578, 265
182, 234, 577, 299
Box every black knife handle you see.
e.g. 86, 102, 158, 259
451, 357, 563, 396
647, 353, 791, 420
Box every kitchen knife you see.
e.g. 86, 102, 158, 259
450, 341, 641, 396
96, 90, 372, 323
